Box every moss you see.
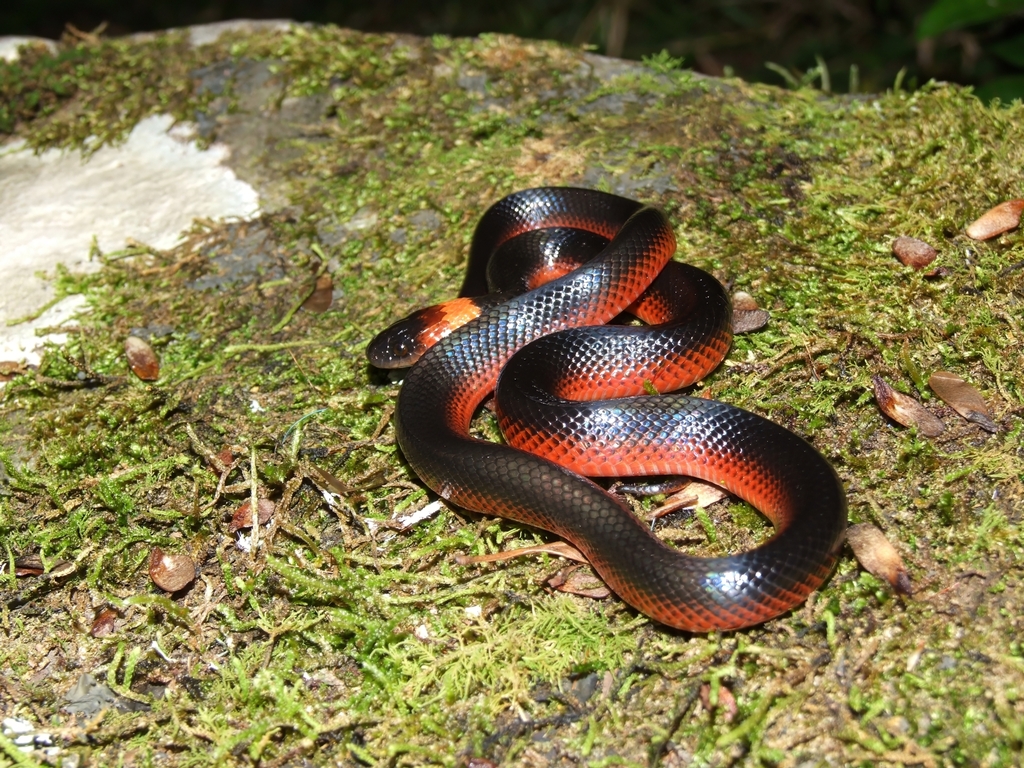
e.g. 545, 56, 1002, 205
1, 23, 1022, 767
0, 33, 212, 150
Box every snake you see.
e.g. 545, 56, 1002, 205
367, 187, 846, 632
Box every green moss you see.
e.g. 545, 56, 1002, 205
0, 22, 1022, 767
1, 33, 210, 151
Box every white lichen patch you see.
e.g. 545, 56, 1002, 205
0, 36, 57, 62
0, 113, 260, 364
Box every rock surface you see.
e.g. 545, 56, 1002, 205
0, 115, 259, 362
1, 19, 1021, 768
0, 24, 287, 365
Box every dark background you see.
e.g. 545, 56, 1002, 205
2, 1, 1023, 101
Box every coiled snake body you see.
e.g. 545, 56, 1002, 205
369, 187, 846, 632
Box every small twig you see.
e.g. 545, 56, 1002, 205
222, 341, 321, 356
172, 341, 320, 385
288, 349, 325, 397
271, 262, 329, 334
63, 21, 106, 44
249, 446, 260, 561
183, 424, 240, 510
998, 259, 1024, 276
371, 404, 395, 440
4, 294, 64, 326
648, 684, 701, 767
804, 341, 822, 381
184, 424, 228, 473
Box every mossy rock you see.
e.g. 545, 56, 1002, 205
0, 21, 1022, 767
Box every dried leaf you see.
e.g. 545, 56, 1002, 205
651, 481, 728, 519
309, 464, 388, 500
302, 273, 334, 313
148, 548, 196, 592
0, 360, 29, 381
732, 309, 770, 334
308, 463, 354, 494
699, 682, 738, 723
928, 371, 998, 432
229, 498, 276, 532
13, 555, 44, 577
545, 566, 611, 599
966, 199, 1024, 240
50, 560, 76, 577
11, 556, 72, 578
125, 335, 159, 381
208, 446, 235, 473
847, 523, 912, 595
63, 673, 119, 716
891, 236, 937, 269
873, 375, 945, 437
90, 608, 119, 638
728, 292, 769, 333
454, 540, 588, 565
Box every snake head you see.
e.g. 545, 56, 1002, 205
366, 297, 491, 369
366, 316, 428, 369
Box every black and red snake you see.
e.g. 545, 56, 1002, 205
368, 187, 846, 632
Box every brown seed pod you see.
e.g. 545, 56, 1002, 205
125, 335, 160, 381
13, 555, 45, 577
891, 236, 937, 269
699, 682, 738, 723
732, 309, 770, 334
90, 607, 119, 638
965, 199, 1024, 241
732, 291, 759, 311
731, 291, 770, 334
928, 371, 998, 432
229, 498, 276, 532
872, 375, 945, 437
302, 273, 334, 313
208, 446, 235, 473
544, 566, 611, 599
846, 523, 912, 595
148, 547, 196, 593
